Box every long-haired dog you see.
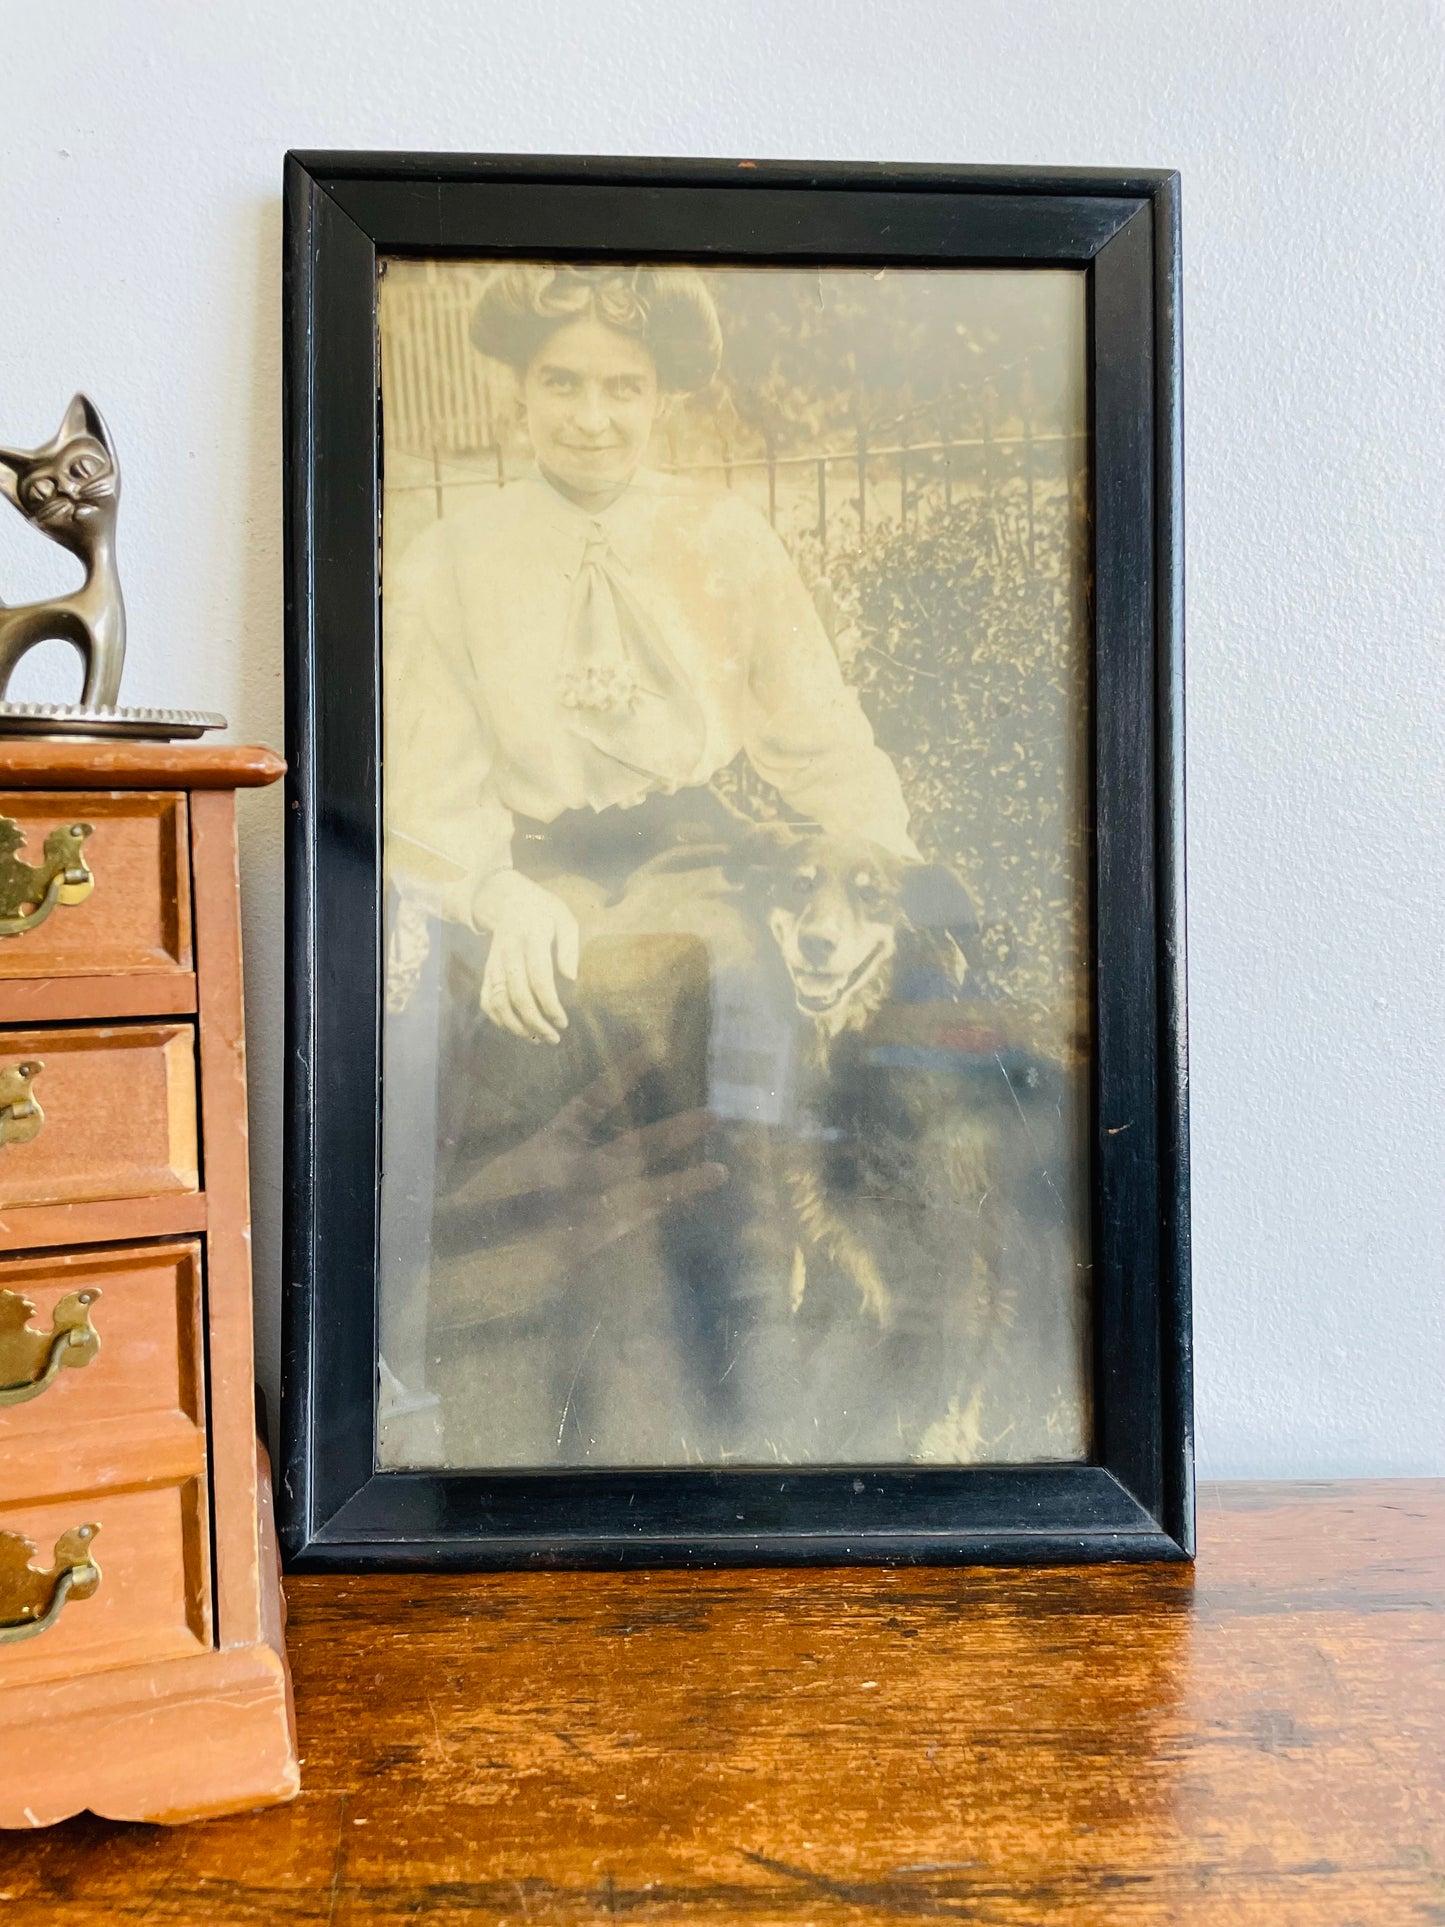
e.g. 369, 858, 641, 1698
721, 821, 1073, 1458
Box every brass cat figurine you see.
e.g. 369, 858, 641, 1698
0, 394, 125, 708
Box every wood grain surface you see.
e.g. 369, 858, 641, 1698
0, 744, 285, 789
189, 788, 266, 1651
0, 1023, 199, 1208
0, 1476, 211, 1688
0, 790, 191, 981
0, 1480, 1440, 1923
0, 1192, 207, 1256
0, 972, 198, 1024
0, 1241, 205, 1506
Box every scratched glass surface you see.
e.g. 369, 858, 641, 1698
375, 261, 1092, 1469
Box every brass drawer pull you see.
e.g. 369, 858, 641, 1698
0, 1524, 101, 1644
0, 817, 94, 939
0, 1060, 43, 1147
0, 1287, 101, 1406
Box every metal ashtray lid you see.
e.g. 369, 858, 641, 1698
0, 704, 228, 743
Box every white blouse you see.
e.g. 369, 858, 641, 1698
384, 466, 915, 925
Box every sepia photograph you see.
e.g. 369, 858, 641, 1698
374, 256, 1093, 1472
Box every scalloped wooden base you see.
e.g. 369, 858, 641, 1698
0, 1442, 297, 1827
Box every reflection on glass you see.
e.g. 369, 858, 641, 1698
377, 262, 1092, 1470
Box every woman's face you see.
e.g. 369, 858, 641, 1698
521, 317, 662, 510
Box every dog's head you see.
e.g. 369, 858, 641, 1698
729, 824, 980, 1037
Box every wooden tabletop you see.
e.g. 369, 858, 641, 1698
3, 1479, 1441, 1923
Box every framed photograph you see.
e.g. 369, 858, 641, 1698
282, 153, 1190, 1567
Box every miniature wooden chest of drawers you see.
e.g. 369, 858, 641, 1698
0, 742, 298, 1826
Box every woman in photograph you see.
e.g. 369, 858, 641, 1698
387, 263, 915, 1038
382, 264, 919, 1466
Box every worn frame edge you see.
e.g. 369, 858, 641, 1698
280, 152, 320, 1562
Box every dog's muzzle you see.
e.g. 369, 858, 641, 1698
787, 939, 889, 1015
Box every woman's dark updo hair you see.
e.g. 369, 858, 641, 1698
471, 265, 723, 394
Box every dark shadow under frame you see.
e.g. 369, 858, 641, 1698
281, 153, 1190, 1569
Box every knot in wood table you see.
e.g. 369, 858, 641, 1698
2, 1479, 1442, 1924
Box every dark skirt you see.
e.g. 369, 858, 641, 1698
387, 788, 772, 1470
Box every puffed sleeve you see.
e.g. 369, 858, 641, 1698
735, 510, 918, 860
383, 516, 516, 925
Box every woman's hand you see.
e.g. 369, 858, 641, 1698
473, 871, 580, 1044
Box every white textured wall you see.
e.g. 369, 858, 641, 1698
5, 1, 1442, 1478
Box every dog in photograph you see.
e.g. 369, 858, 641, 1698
725, 820, 981, 1316
727, 820, 981, 1049
718, 820, 1073, 1456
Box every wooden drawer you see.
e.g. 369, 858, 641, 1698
0, 792, 190, 979
0, 1480, 210, 1687
0, 1243, 205, 1503
0, 1025, 199, 1208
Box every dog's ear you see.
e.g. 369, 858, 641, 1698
901, 861, 979, 938
901, 862, 983, 982
722, 818, 805, 886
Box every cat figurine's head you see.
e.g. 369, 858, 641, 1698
0, 394, 119, 559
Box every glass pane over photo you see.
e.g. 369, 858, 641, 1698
375, 261, 1092, 1471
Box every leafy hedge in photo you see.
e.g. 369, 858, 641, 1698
834, 482, 1091, 1030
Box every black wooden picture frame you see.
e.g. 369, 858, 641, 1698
281, 152, 1190, 1569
